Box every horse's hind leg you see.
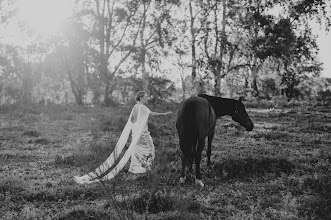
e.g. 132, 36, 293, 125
195, 138, 205, 187
207, 132, 214, 167
179, 153, 187, 184
189, 137, 198, 174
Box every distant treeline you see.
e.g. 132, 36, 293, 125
0, 0, 330, 105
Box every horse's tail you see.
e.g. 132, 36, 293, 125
180, 100, 198, 161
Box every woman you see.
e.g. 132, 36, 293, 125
74, 91, 172, 184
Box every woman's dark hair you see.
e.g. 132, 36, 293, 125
135, 91, 146, 101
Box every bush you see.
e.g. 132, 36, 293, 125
272, 96, 289, 108
299, 175, 331, 219
53, 154, 75, 167
147, 76, 176, 105
23, 130, 40, 137
316, 89, 331, 105
245, 99, 275, 109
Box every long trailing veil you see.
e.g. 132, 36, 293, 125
74, 104, 150, 184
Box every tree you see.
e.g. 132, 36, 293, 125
147, 76, 175, 104
173, 46, 190, 100
0, 44, 46, 103
195, 0, 250, 95
133, 0, 179, 90
235, 0, 330, 98
188, 0, 199, 92
43, 20, 92, 105
76, 0, 143, 106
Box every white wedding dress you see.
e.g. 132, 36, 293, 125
74, 104, 155, 184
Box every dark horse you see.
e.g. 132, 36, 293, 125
176, 94, 254, 187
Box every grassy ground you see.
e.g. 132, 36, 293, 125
1, 102, 331, 219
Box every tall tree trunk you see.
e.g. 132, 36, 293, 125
97, 0, 111, 106
63, 54, 84, 105
62, 81, 69, 105
250, 6, 261, 98
140, 2, 149, 91
244, 73, 249, 89
67, 72, 83, 105
214, 0, 226, 96
180, 70, 186, 100
104, 82, 110, 106
182, 82, 186, 100
141, 49, 148, 91
20, 64, 33, 103
250, 56, 260, 97
189, 0, 199, 93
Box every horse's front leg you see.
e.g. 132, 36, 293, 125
207, 132, 214, 167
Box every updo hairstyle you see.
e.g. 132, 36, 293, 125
135, 91, 146, 101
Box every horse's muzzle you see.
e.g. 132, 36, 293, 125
243, 118, 254, 131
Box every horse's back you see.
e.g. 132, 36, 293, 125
176, 96, 215, 139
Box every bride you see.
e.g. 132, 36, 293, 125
74, 91, 172, 184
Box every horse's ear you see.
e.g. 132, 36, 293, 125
239, 96, 243, 102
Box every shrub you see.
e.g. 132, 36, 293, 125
23, 130, 40, 137
147, 76, 176, 105
272, 96, 289, 108
53, 155, 75, 167
0, 177, 26, 195
316, 89, 331, 105
27, 137, 50, 145
244, 99, 275, 109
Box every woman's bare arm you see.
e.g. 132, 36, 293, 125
150, 111, 173, 116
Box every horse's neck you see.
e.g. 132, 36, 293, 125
211, 98, 236, 118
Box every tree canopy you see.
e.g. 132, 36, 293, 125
0, 0, 330, 105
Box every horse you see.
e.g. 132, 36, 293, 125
176, 94, 254, 187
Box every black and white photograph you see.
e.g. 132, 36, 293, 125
0, 0, 330, 219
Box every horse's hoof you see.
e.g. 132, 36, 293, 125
179, 177, 186, 184
195, 179, 204, 188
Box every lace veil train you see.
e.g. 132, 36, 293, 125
74, 104, 150, 184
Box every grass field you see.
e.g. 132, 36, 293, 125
1, 102, 331, 219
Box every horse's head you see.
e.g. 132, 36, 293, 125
231, 98, 254, 131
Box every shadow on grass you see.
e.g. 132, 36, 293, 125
23, 130, 40, 137
299, 175, 331, 220
252, 131, 295, 141
22, 186, 103, 203
210, 157, 295, 180
0, 177, 26, 197
53, 155, 76, 167
0, 153, 38, 163
0, 176, 104, 203
58, 209, 112, 220
116, 193, 175, 214
27, 137, 51, 145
